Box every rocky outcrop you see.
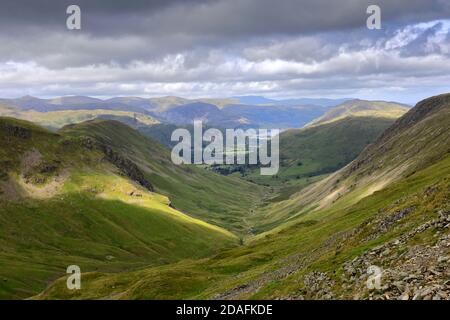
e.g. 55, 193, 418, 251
100, 145, 154, 192
0, 122, 32, 139
341, 210, 450, 300
361, 207, 414, 242
300, 271, 335, 300
81, 137, 154, 192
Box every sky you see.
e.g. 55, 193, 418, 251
0, 0, 450, 104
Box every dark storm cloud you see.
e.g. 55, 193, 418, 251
1, 0, 450, 36
0, 0, 450, 102
0, 0, 448, 68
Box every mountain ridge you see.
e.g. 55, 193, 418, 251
306, 99, 410, 127
0, 116, 267, 298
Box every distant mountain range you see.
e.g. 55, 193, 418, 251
0, 95, 410, 130
233, 96, 352, 107
155, 102, 331, 128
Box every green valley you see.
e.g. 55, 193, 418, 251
0, 93, 449, 301
33, 93, 450, 300
0, 117, 263, 299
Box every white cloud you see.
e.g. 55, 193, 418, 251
0, 18, 450, 104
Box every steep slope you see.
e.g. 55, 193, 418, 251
60, 120, 266, 234
0, 117, 242, 299
283, 94, 450, 217
137, 123, 184, 148
241, 116, 397, 191
280, 117, 395, 175
37, 94, 450, 300
306, 99, 409, 127
37, 157, 450, 300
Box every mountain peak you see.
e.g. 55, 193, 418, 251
397, 93, 450, 126
18, 95, 40, 100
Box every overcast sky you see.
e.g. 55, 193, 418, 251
0, 0, 450, 104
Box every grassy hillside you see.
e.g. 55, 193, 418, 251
244, 116, 396, 185
282, 94, 450, 218
2, 94, 448, 300
0, 117, 266, 299
37, 142, 450, 300
36, 94, 450, 300
137, 123, 182, 148
0, 107, 159, 130
0, 175, 237, 299
306, 99, 409, 127
0, 118, 266, 235
219, 116, 398, 211
60, 120, 267, 234
242, 95, 449, 236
